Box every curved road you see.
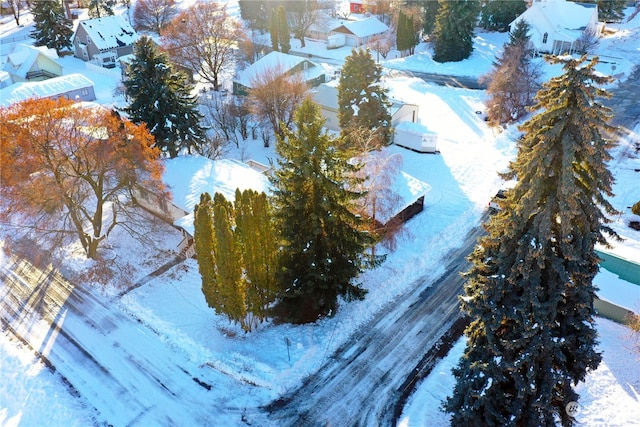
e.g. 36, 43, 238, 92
267, 224, 484, 426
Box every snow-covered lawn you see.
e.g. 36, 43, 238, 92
2, 4, 640, 426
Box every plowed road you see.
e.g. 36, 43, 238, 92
267, 224, 483, 426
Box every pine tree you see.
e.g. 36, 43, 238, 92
271, 98, 380, 323
30, 0, 73, 54
269, 8, 279, 52
479, 0, 527, 32
122, 36, 206, 158
420, 0, 440, 37
277, 5, 291, 53
446, 55, 618, 426
433, 0, 480, 63
338, 48, 392, 149
88, 0, 115, 18
590, 0, 626, 23
482, 20, 541, 126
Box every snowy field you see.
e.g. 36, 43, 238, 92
1, 3, 640, 426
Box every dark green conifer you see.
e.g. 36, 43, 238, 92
480, 0, 527, 32
122, 36, 206, 158
338, 48, 392, 148
31, 0, 73, 54
277, 5, 291, 53
446, 55, 618, 426
271, 98, 380, 323
433, 0, 480, 63
269, 8, 279, 52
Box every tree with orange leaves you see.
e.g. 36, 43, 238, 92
0, 97, 168, 259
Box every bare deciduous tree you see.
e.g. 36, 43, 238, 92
162, 2, 245, 91
132, 0, 177, 34
247, 65, 309, 141
350, 130, 406, 253
284, 0, 323, 48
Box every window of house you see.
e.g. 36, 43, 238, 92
81, 89, 88, 96
542, 33, 548, 44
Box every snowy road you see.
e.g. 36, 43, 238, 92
0, 255, 232, 426
267, 224, 485, 426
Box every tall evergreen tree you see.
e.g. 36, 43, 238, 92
194, 193, 220, 313
30, 0, 73, 54
338, 48, 392, 148
482, 19, 541, 126
122, 36, 206, 158
582, 0, 626, 23
446, 55, 618, 426
269, 8, 279, 52
235, 189, 279, 325
433, 0, 480, 63
271, 98, 380, 323
479, 0, 527, 32
239, 0, 268, 31
396, 10, 415, 55
212, 192, 247, 327
88, 0, 115, 17
195, 190, 278, 331
277, 5, 291, 53
420, 0, 440, 37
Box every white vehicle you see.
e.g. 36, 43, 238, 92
488, 189, 506, 213
393, 122, 438, 153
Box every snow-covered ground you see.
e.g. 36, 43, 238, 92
1, 3, 639, 426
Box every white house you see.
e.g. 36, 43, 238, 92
232, 51, 326, 95
2, 44, 62, 83
311, 81, 419, 132
135, 155, 271, 257
328, 16, 389, 47
72, 15, 138, 68
509, 0, 600, 55
0, 73, 96, 107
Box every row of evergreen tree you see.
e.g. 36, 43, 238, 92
194, 97, 384, 327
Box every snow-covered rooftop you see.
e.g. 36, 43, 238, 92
2, 44, 60, 79
162, 155, 271, 235
512, 0, 598, 35
331, 16, 389, 38
0, 73, 95, 107
74, 15, 138, 51
235, 51, 324, 88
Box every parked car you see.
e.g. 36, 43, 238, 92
488, 189, 506, 213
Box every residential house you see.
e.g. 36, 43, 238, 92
232, 51, 326, 95
0, 73, 96, 107
509, 0, 600, 55
311, 81, 419, 132
328, 16, 388, 47
134, 154, 271, 258
349, 1, 377, 14
2, 44, 62, 84
72, 15, 138, 68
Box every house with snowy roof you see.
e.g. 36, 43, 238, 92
2, 44, 62, 84
232, 51, 326, 95
0, 73, 96, 107
509, 0, 600, 55
311, 81, 419, 132
328, 16, 389, 47
134, 155, 271, 257
72, 15, 138, 68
